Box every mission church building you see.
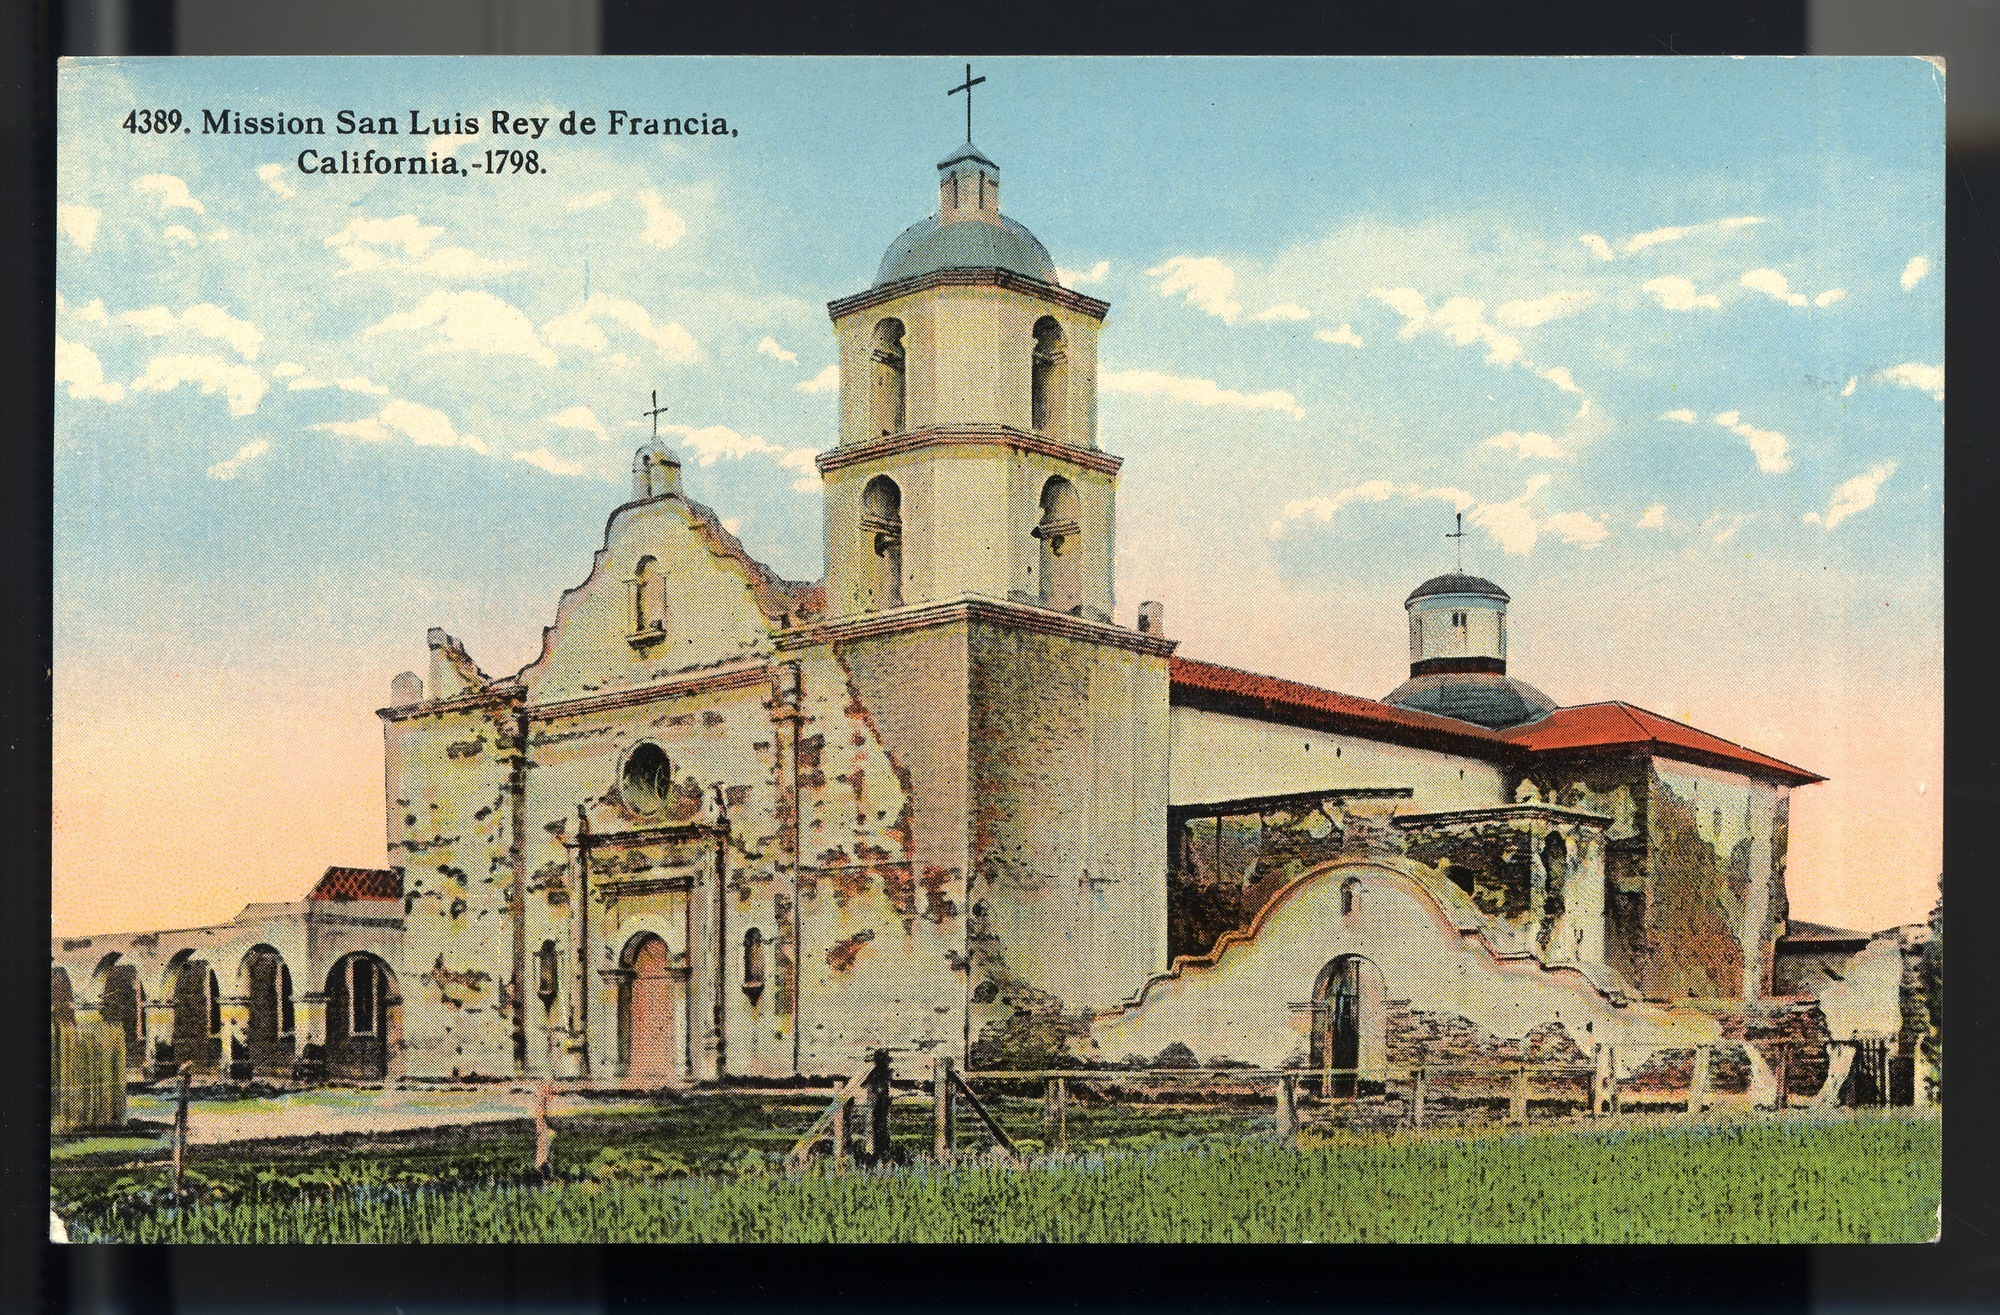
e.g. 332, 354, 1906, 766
56, 122, 1913, 1105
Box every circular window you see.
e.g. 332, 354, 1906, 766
621, 743, 673, 814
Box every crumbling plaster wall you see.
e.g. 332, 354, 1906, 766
384, 697, 518, 1078
1091, 858, 1715, 1074
1642, 760, 1787, 1001
964, 620, 1170, 1066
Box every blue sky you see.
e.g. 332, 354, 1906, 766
54, 57, 1943, 936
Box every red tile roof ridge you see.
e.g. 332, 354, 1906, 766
1501, 700, 1822, 784
1168, 655, 1508, 743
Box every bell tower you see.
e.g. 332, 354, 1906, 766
817, 139, 1117, 620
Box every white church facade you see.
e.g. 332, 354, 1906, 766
56, 136, 1916, 1104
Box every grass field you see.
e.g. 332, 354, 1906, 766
52, 1100, 1940, 1244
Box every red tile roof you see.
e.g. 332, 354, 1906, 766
1169, 658, 1822, 786
1168, 657, 1508, 749
307, 866, 403, 902
1495, 702, 1823, 785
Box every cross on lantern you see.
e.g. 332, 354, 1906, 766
1446, 511, 1467, 571
948, 63, 986, 143
642, 389, 669, 442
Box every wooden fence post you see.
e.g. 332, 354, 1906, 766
1275, 1074, 1299, 1146
933, 1056, 955, 1166
1411, 1067, 1426, 1129
1588, 1045, 1604, 1117
170, 1062, 192, 1194
830, 1096, 850, 1170
1773, 1045, 1789, 1111
533, 1080, 554, 1176
1043, 1076, 1067, 1153
865, 1048, 892, 1163
1688, 1045, 1712, 1115
1507, 1065, 1529, 1125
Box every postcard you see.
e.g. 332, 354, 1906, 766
50, 55, 1942, 1243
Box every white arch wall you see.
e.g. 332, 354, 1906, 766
1089, 859, 1720, 1072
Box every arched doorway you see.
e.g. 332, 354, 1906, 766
166, 954, 221, 1075
92, 955, 145, 1071
619, 932, 681, 1086
1310, 954, 1387, 1097
237, 946, 295, 1077
325, 953, 399, 1080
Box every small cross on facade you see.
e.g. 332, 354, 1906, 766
948, 63, 986, 143
1446, 511, 1467, 571
642, 389, 669, 442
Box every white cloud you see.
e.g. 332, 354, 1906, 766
1544, 510, 1608, 547
130, 353, 266, 416
271, 362, 305, 379
1579, 233, 1615, 261
542, 293, 699, 364
415, 246, 525, 279
54, 336, 124, 403
1102, 367, 1304, 419
133, 173, 205, 215
317, 398, 486, 454
1803, 461, 1898, 530
1712, 410, 1792, 473
328, 214, 443, 262
256, 163, 295, 199
63, 296, 108, 325
1641, 276, 1721, 311
567, 189, 616, 212
367, 290, 557, 366
1661, 407, 1698, 423
1536, 365, 1583, 396
1814, 288, 1846, 308
286, 374, 329, 391
161, 225, 197, 246
1900, 256, 1931, 290
1636, 503, 1667, 529
1711, 513, 1754, 544
513, 447, 585, 477
1740, 267, 1807, 307
663, 421, 819, 491
115, 302, 263, 359
550, 405, 609, 442
1429, 297, 1523, 365
207, 227, 232, 243
1368, 287, 1430, 336
1313, 323, 1364, 348
1148, 256, 1242, 324
1057, 260, 1110, 286
1270, 479, 1476, 537
1494, 290, 1597, 328
337, 376, 389, 396
1623, 224, 1696, 254
796, 364, 839, 394
756, 337, 798, 364
1251, 302, 1311, 322
637, 190, 687, 248
1482, 430, 1563, 459
1876, 362, 1943, 401
205, 438, 270, 481
57, 203, 100, 250
1469, 475, 1552, 554
1840, 376, 1857, 398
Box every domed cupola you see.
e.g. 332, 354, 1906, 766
1382, 571, 1557, 729
874, 142, 1060, 287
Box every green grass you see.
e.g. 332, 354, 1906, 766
56, 1108, 1938, 1244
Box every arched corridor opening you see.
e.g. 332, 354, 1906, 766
325, 952, 400, 1080
618, 932, 682, 1086
166, 954, 221, 1075
237, 946, 295, 1077
1309, 953, 1388, 1097
91, 955, 145, 1070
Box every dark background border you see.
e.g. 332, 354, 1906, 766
6, 3, 1991, 1312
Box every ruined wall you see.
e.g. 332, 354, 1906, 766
964, 620, 1170, 1065
1641, 761, 1787, 1001
1091, 858, 1717, 1073
384, 697, 519, 1077
1511, 753, 1648, 990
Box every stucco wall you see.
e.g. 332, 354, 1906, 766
1167, 706, 1508, 811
